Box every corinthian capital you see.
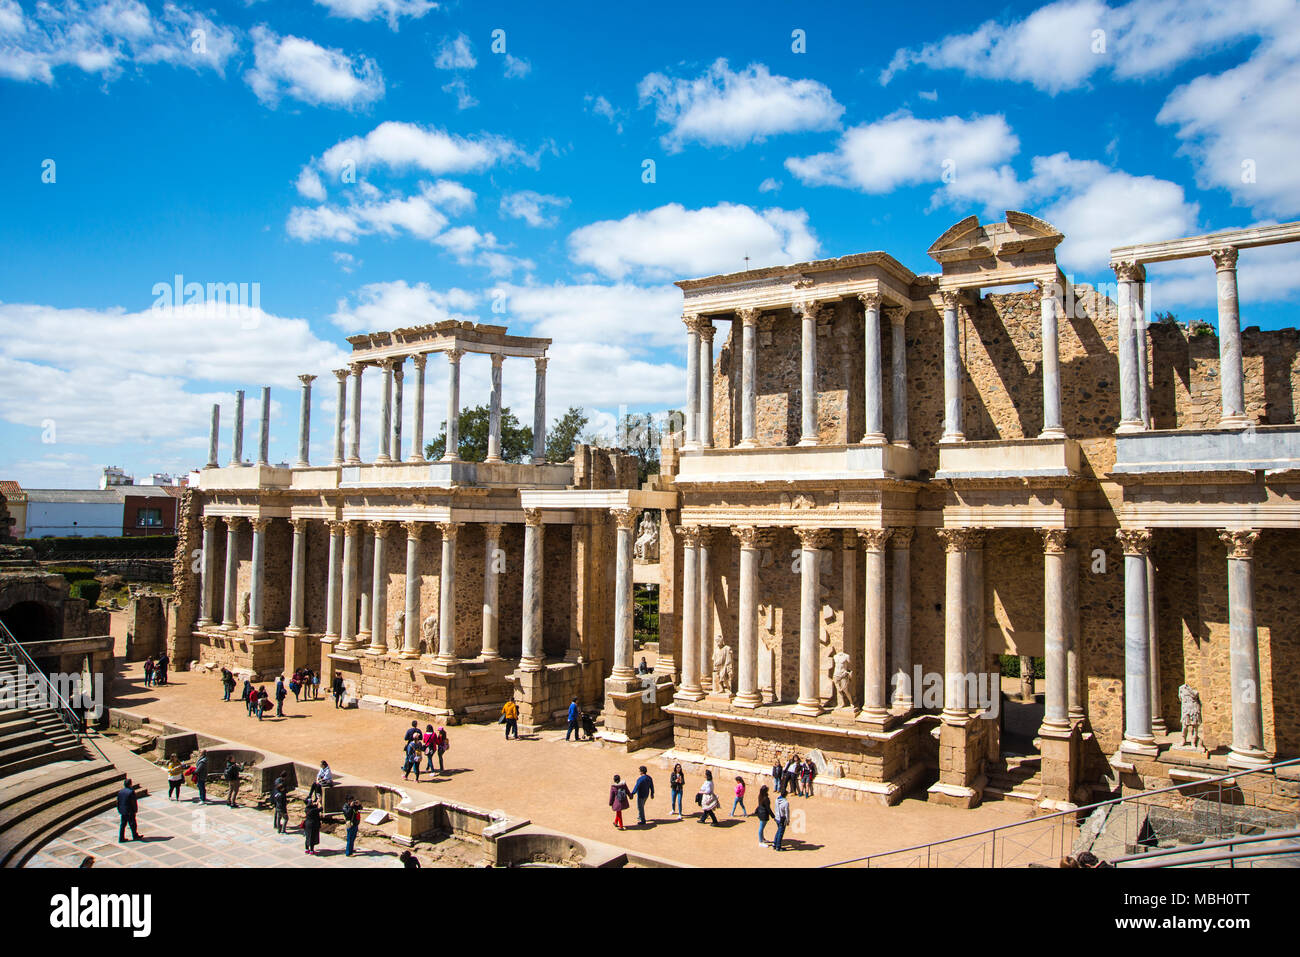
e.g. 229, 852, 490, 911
611, 507, 639, 530
676, 524, 703, 547
1116, 528, 1152, 556
1210, 246, 1239, 271
856, 527, 893, 551
793, 526, 835, 550
1110, 259, 1145, 283
736, 307, 761, 327
857, 292, 882, 311
1219, 528, 1259, 560
940, 289, 962, 309
1040, 528, 1070, 554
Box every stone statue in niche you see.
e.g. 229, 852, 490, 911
633, 513, 659, 563
1178, 684, 1204, 750
712, 634, 734, 696
420, 611, 437, 655
391, 611, 405, 651
239, 592, 250, 627
830, 651, 856, 711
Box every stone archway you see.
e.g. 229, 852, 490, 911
0, 599, 61, 641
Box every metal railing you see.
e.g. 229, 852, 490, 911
1111, 828, 1300, 868
0, 618, 87, 740
825, 756, 1300, 869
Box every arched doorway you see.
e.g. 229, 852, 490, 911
0, 600, 61, 641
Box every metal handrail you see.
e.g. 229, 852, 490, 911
825, 755, 1300, 868
1109, 828, 1300, 864
1124, 844, 1300, 868
0, 618, 86, 740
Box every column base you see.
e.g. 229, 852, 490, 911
891, 695, 914, 712
940, 432, 965, 443
196, 618, 214, 629
530, 456, 545, 465
345, 457, 362, 466
397, 650, 420, 660
1115, 420, 1145, 434
518, 656, 544, 673
1218, 414, 1252, 429
791, 699, 823, 717
375, 455, 392, 464
365, 645, 389, 657
484, 455, 503, 463
731, 692, 761, 709
1038, 427, 1067, 440
284, 626, 308, 638
334, 640, 360, 653
406, 454, 426, 464
1227, 746, 1271, 769
735, 438, 758, 449
674, 686, 705, 703
892, 440, 912, 450
859, 433, 887, 446
441, 454, 461, 463
796, 436, 819, 447
240, 626, 265, 640
856, 708, 890, 728
609, 666, 636, 682
480, 651, 501, 661
1150, 717, 1168, 736
1120, 735, 1160, 758
431, 655, 458, 675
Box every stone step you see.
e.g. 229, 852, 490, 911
0, 774, 139, 868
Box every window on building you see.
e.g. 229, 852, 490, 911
137, 508, 163, 528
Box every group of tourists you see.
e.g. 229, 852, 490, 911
142, 654, 169, 688
288, 668, 320, 702
771, 753, 818, 797
400, 721, 450, 782
240, 679, 273, 720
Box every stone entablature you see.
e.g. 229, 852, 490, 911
345, 320, 550, 362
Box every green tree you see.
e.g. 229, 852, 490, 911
425, 405, 533, 462
617, 409, 682, 485
545, 406, 588, 463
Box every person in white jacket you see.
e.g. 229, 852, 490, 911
308, 760, 333, 802
696, 769, 720, 825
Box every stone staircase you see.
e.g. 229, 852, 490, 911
983, 755, 1043, 804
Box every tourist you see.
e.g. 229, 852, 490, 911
224, 760, 241, 807
402, 735, 423, 782
303, 798, 322, 855
289, 671, 301, 702
246, 683, 259, 718
242, 678, 254, 714
565, 697, 581, 741
256, 686, 270, 720
343, 798, 363, 856
771, 755, 784, 793
637, 657, 651, 674
311, 670, 321, 700
731, 776, 747, 817
164, 757, 184, 801
433, 725, 449, 774
399, 850, 421, 869
221, 668, 235, 702
143, 656, 155, 688
696, 770, 720, 825
157, 653, 169, 685
630, 765, 655, 825
309, 761, 332, 802
194, 750, 208, 803
802, 758, 817, 798
275, 676, 287, 717
422, 724, 437, 774
500, 697, 519, 739
116, 778, 140, 842
772, 790, 790, 851
785, 754, 802, 797
609, 774, 630, 830
332, 674, 345, 708
669, 763, 685, 819
271, 783, 288, 834
754, 785, 773, 844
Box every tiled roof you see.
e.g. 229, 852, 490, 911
0, 481, 22, 497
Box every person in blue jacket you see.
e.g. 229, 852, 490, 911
565, 698, 581, 741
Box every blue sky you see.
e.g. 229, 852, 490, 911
2, 0, 1298, 488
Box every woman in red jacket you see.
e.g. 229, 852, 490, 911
609, 774, 631, 830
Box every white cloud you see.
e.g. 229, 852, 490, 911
314, 122, 522, 180
332, 251, 358, 273
585, 93, 624, 133
502, 53, 529, 78
638, 58, 844, 151
330, 280, 478, 332
441, 76, 477, 110
497, 281, 683, 350
245, 25, 384, 109
758, 177, 781, 193
295, 166, 327, 201
313, 0, 436, 30
288, 180, 471, 243
500, 190, 569, 227
567, 202, 820, 281
434, 32, 476, 70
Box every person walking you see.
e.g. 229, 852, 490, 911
193, 750, 208, 803
731, 776, 747, 817
332, 674, 345, 708
274, 676, 287, 718
404, 720, 421, 745
246, 683, 258, 718
256, 686, 270, 721
303, 798, 322, 855
565, 698, 581, 742
669, 763, 686, 819
271, 784, 288, 834
223, 760, 241, 807
434, 725, 448, 774
309, 761, 332, 802
500, 698, 519, 740
311, 670, 321, 700
609, 774, 631, 830
221, 668, 235, 702
696, 770, 720, 825
143, 657, 155, 688
422, 724, 437, 775
289, 672, 302, 703
630, 765, 655, 825
402, 736, 423, 782
156, 653, 169, 685
754, 785, 773, 844
343, 798, 362, 856
164, 758, 184, 801
242, 678, 254, 715
116, 778, 140, 842
772, 789, 791, 851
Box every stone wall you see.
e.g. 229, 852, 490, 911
167, 487, 200, 666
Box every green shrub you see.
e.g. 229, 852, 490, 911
69, 580, 102, 605
998, 654, 1045, 678
46, 565, 98, 582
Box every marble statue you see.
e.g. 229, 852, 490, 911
420, 611, 437, 654
633, 513, 659, 562
391, 611, 405, 651
1178, 683, 1203, 750
712, 634, 734, 696
831, 651, 855, 710
239, 591, 250, 627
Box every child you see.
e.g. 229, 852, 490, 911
731, 776, 747, 816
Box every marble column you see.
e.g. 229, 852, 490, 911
197, 516, 218, 627
325, 520, 342, 641
859, 527, 892, 721
676, 525, 703, 700
1147, 554, 1164, 735
257, 387, 271, 466
357, 526, 371, 644
1112, 260, 1145, 433
230, 390, 245, 466
286, 517, 308, 634
683, 316, 701, 447
859, 293, 886, 445
348, 363, 364, 464
1066, 545, 1085, 723
611, 508, 639, 679
365, 522, 389, 655
391, 362, 404, 462
221, 517, 240, 628
737, 309, 759, 448
481, 523, 503, 659
332, 369, 348, 466
697, 527, 715, 690
699, 321, 715, 448
246, 517, 268, 636
732, 526, 764, 708
520, 510, 544, 671
486, 353, 504, 463
338, 521, 359, 651
1118, 528, 1156, 754
401, 522, 423, 659
793, 527, 832, 716
409, 355, 428, 462
206, 404, 220, 468
795, 302, 821, 446
296, 375, 315, 468
435, 522, 459, 667
1041, 529, 1070, 730
1212, 247, 1249, 427
938, 528, 972, 720
890, 528, 915, 710
1136, 280, 1152, 429
889, 307, 910, 447
1221, 529, 1268, 767
941, 290, 965, 442
532, 357, 547, 464
376, 359, 394, 464
443, 350, 462, 462
841, 529, 859, 711
966, 528, 987, 694
1037, 279, 1065, 439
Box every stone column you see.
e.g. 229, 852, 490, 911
676, 525, 703, 700
409, 354, 427, 462
841, 529, 859, 710
337, 522, 360, 651
296, 375, 315, 467
941, 290, 965, 442
332, 369, 348, 466
793, 527, 832, 716
859, 528, 892, 721
1037, 279, 1065, 439
486, 353, 504, 463
859, 293, 886, 445
1211, 247, 1249, 427
197, 516, 218, 627
1041, 529, 1070, 730
221, 517, 240, 628
1066, 545, 1085, 723
391, 361, 404, 462
683, 316, 701, 447
1221, 529, 1267, 767
286, 517, 308, 634
357, 526, 371, 644
698, 322, 715, 448
532, 357, 547, 464
442, 350, 462, 462
230, 390, 244, 466
795, 302, 821, 446
938, 528, 972, 719
1147, 554, 1164, 735
481, 523, 503, 659
737, 309, 759, 448
348, 363, 364, 464
206, 404, 220, 468
1117, 528, 1156, 754
889, 307, 910, 447
966, 528, 987, 697
435, 522, 459, 667
1136, 281, 1151, 429
401, 522, 423, 659
246, 517, 268, 636
611, 508, 639, 679
733, 526, 764, 708
890, 528, 914, 710
325, 520, 342, 641
376, 359, 394, 464
257, 387, 271, 466
520, 509, 545, 671
364, 522, 389, 655
1112, 260, 1145, 433
697, 527, 715, 690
